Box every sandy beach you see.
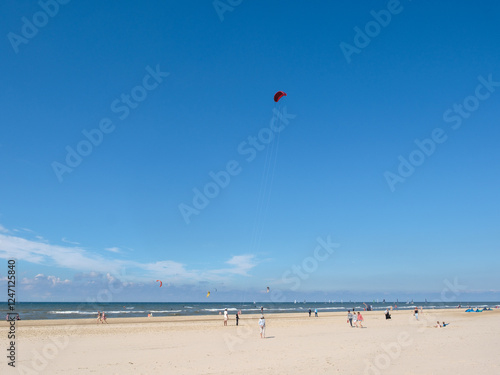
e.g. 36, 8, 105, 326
2, 308, 499, 374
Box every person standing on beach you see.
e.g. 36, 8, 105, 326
315, 308, 318, 317
347, 310, 353, 327
259, 315, 266, 338
414, 307, 419, 320
357, 312, 364, 328
224, 308, 228, 326
96, 311, 101, 324
308, 308, 312, 317
101, 311, 108, 324
235, 312, 239, 326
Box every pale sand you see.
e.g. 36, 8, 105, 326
2, 309, 500, 374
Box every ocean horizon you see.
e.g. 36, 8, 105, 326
7, 301, 500, 321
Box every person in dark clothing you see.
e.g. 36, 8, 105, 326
385, 309, 391, 319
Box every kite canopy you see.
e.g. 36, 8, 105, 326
206, 291, 211, 297
156, 280, 162, 287
266, 287, 270, 293
274, 91, 287, 102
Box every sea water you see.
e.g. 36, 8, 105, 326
7, 301, 499, 320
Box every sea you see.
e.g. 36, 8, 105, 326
7, 301, 500, 320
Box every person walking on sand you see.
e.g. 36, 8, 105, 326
347, 310, 353, 327
235, 312, 239, 326
414, 307, 419, 320
101, 311, 108, 324
315, 308, 318, 317
308, 308, 312, 317
259, 315, 266, 338
96, 311, 101, 324
224, 308, 228, 326
357, 312, 364, 328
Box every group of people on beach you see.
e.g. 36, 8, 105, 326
221, 308, 265, 337
347, 310, 364, 327
223, 308, 241, 326
435, 321, 450, 327
5, 313, 20, 321
308, 308, 318, 317
220, 305, 457, 338
96, 311, 107, 324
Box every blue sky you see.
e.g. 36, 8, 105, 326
1, 0, 499, 302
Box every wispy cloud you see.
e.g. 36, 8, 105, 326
212, 254, 257, 276
142, 260, 194, 277
0, 224, 9, 233
0, 229, 258, 287
22, 274, 71, 290
0, 233, 124, 274
62, 237, 80, 245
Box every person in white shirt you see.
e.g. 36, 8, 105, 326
259, 315, 266, 338
224, 308, 228, 326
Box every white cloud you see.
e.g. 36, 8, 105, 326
0, 224, 9, 233
21, 274, 71, 290
61, 237, 80, 245
0, 233, 123, 274
0, 231, 259, 289
211, 254, 257, 276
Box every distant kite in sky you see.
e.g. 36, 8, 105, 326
206, 291, 211, 297
156, 280, 162, 287
274, 91, 287, 102
266, 287, 270, 293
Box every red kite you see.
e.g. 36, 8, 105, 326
274, 91, 287, 102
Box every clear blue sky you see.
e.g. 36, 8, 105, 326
1, 0, 499, 302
